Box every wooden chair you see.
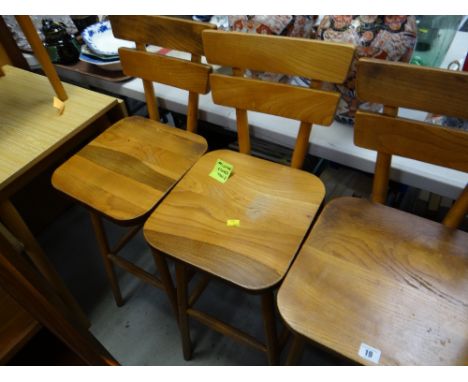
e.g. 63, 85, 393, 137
52, 16, 214, 316
277, 58, 468, 365
143, 30, 355, 364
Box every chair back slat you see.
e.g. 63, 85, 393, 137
119, 48, 211, 94
109, 16, 215, 132
355, 58, 468, 228
210, 74, 340, 126
355, 111, 468, 173
202, 30, 355, 167
203, 30, 354, 83
109, 16, 215, 56
357, 58, 468, 119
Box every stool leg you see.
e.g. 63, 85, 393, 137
261, 290, 279, 365
175, 261, 192, 360
89, 211, 123, 307
285, 333, 305, 365
151, 249, 178, 318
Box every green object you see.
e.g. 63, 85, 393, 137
411, 56, 424, 66
209, 159, 234, 184
41, 18, 80, 65
410, 16, 462, 67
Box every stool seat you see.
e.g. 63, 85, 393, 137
144, 149, 325, 291
277, 58, 468, 366
52, 116, 207, 223
278, 196, 468, 365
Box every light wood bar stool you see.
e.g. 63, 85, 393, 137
52, 16, 214, 315
144, 30, 354, 364
278, 58, 468, 365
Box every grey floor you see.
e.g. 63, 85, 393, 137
36, 164, 371, 366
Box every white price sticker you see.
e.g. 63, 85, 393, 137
358, 343, 381, 364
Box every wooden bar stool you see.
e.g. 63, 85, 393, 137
52, 16, 214, 316
143, 30, 355, 364
278, 58, 468, 365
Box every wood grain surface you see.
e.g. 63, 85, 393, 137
290, 79, 325, 169
202, 30, 354, 83
52, 116, 207, 222
144, 149, 325, 291
0, 228, 118, 365
355, 111, 468, 173
354, 60, 468, 215
0, 65, 119, 192
277, 197, 468, 365
357, 58, 468, 119
210, 74, 340, 126
0, 286, 40, 364
109, 16, 216, 57
203, 30, 354, 169
119, 47, 211, 94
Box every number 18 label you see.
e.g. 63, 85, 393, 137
358, 343, 381, 364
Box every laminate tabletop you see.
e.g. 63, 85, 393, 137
0, 65, 119, 194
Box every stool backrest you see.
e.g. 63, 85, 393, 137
109, 16, 216, 132
202, 30, 355, 168
355, 58, 468, 228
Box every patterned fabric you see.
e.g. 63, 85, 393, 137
2, 15, 78, 52
229, 15, 316, 38
318, 15, 417, 124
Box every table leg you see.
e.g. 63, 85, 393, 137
0, 199, 90, 328
0, 231, 118, 365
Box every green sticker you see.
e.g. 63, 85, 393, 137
209, 159, 234, 184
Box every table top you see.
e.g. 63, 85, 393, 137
0, 65, 120, 194
277, 197, 468, 365
27, 31, 468, 199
